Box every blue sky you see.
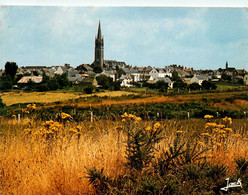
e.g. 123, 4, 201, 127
0, 6, 247, 70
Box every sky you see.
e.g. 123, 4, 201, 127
0, 6, 247, 70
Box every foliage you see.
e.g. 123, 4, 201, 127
189, 83, 201, 90
4, 61, 18, 80
0, 96, 6, 115
173, 79, 187, 89
0, 75, 13, 90
96, 75, 114, 90
221, 73, 232, 81
84, 86, 93, 94
202, 80, 217, 90
145, 81, 168, 92
85, 167, 111, 194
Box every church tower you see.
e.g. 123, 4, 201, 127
94, 21, 104, 69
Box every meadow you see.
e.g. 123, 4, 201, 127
0, 89, 247, 194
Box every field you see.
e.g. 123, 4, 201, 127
0, 89, 248, 194
0, 91, 134, 106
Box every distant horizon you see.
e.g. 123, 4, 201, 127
0, 7, 247, 70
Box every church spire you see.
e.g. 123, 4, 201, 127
97, 21, 102, 39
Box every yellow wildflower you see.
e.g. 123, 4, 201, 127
76, 126, 82, 130
201, 132, 210, 136
232, 134, 242, 138
176, 130, 183, 134
204, 115, 214, 119
220, 134, 226, 138
154, 122, 161, 129
219, 130, 226, 134
205, 123, 217, 129
23, 128, 32, 134
61, 112, 72, 120
121, 113, 142, 122
122, 119, 126, 122
146, 126, 152, 131
216, 124, 225, 129
222, 116, 232, 125
121, 112, 128, 118
213, 128, 219, 133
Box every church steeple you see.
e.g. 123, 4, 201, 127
94, 21, 104, 69
97, 21, 102, 39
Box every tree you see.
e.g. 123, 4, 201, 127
155, 81, 168, 92
221, 73, 232, 81
47, 79, 59, 90
189, 83, 201, 90
96, 75, 113, 90
0, 96, 5, 108
54, 74, 70, 88
113, 80, 121, 91
202, 81, 217, 90
5, 62, 18, 80
173, 80, 187, 89
0, 75, 13, 90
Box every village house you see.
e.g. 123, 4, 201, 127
149, 68, 172, 79
67, 69, 83, 83
148, 76, 174, 89
244, 74, 248, 85
190, 75, 208, 86
118, 74, 133, 87
101, 70, 116, 81
17, 76, 43, 87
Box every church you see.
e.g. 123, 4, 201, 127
91, 21, 126, 70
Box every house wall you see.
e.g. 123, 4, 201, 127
190, 76, 199, 84
244, 75, 248, 85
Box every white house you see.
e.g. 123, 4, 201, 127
119, 74, 133, 87
101, 70, 116, 81
149, 68, 172, 79
190, 75, 208, 86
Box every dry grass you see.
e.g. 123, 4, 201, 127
1, 91, 246, 112
0, 117, 247, 194
0, 91, 134, 106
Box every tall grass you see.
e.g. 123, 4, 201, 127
0, 117, 247, 194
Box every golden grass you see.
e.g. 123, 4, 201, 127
1, 91, 246, 112
0, 118, 247, 194
0, 91, 134, 106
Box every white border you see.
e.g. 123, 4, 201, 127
0, 0, 247, 7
